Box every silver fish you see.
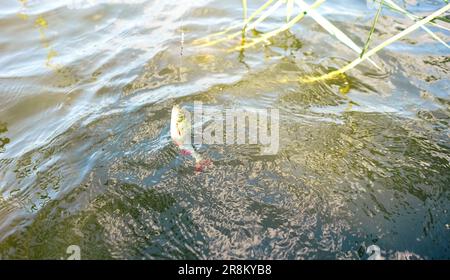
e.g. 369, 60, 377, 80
170, 105, 211, 171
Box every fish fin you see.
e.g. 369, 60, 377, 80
195, 159, 213, 172
180, 149, 192, 156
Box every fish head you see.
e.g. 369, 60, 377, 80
170, 104, 191, 143
171, 104, 187, 124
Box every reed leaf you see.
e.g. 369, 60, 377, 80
361, 0, 384, 58
193, 0, 275, 45
381, 0, 449, 48
197, 0, 284, 48
243, 0, 248, 20
300, 3, 450, 83
287, 0, 294, 21
296, 0, 381, 69
230, 0, 326, 52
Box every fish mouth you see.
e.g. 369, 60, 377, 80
173, 104, 181, 110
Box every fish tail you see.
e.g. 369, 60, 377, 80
195, 158, 212, 172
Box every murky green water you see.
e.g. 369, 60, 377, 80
0, 0, 449, 259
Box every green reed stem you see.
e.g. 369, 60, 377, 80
361, 0, 384, 58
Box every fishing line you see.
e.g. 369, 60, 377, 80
179, 13, 185, 81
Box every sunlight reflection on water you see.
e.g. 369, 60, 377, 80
0, 0, 449, 259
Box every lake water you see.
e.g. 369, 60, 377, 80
0, 0, 449, 259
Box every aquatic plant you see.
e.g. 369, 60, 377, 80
381, 0, 449, 48
302, 3, 450, 82
16, 0, 60, 70
360, 0, 384, 58
197, 0, 450, 82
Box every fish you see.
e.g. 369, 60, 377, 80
170, 105, 211, 171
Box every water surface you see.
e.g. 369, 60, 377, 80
0, 0, 449, 259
